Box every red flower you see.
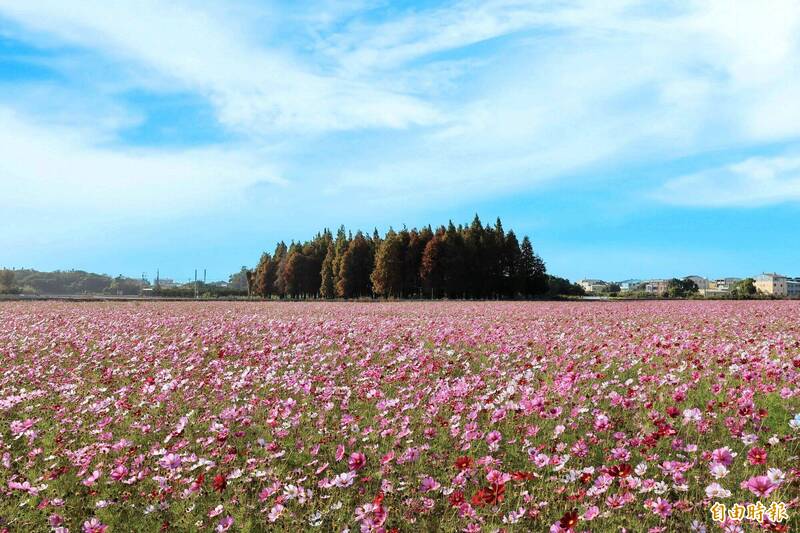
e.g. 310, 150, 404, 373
213, 473, 227, 492
373, 491, 384, 506
482, 483, 505, 506
559, 509, 579, 529
471, 489, 487, 507
455, 456, 473, 470
448, 491, 465, 507
747, 447, 767, 465
579, 472, 592, 484
512, 471, 533, 481
609, 463, 632, 478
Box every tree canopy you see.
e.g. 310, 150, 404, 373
249, 216, 552, 299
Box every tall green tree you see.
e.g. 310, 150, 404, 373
420, 230, 446, 298
0, 269, 15, 293
501, 230, 521, 298
371, 229, 404, 297
320, 245, 336, 299
337, 232, 373, 298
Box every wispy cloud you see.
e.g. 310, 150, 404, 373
655, 154, 800, 207
2, 0, 800, 277
0, 107, 284, 219
0, 0, 440, 133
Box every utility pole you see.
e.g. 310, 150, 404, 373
203, 269, 206, 284
194, 269, 198, 299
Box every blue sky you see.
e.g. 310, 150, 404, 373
2, 0, 800, 283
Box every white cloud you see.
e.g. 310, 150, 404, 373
655, 154, 800, 207
0, 0, 440, 133
2, 0, 800, 212
0, 107, 284, 219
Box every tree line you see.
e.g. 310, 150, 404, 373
0, 269, 146, 295
249, 216, 570, 299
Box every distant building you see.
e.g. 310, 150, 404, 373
700, 288, 729, 298
617, 279, 643, 292
685, 275, 709, 290
155, 278, 177, 288
644, 279, 669, 294
788, 278, 800, 299
755, 273, 788, 297
578, 279, 608, 293
711, 278, 740, 291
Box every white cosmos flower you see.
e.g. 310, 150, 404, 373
767, 468, 785, 484
709, 463, 729, 479
705, 483, 731, 498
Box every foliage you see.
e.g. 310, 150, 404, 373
730, 278, 758, 299
8, 269, 144, 295
0, 269, 17, 294
252, 216, 555, 299
666, 278, 700, 298
546, 275, 585, 298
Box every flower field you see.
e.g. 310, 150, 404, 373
1, 301, 799, 532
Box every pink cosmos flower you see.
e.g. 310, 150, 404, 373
651, 498, 672, 519
216, 516, 234, 532
110, 464, 128, 481
348, 452, 366, 471
741, 475, 776, 497
486, 430, 502, 451
355, 503, 387, 528
532, 453, 549, 468
10, 418, 35, 436
711, 447, 736, 467
486, 469, 511, 485
380, 451, 395, 465
82, 470, 101, 487
593, 413, 610, 431
159, 453, 182, 470
335, 444, 345, 461
583, 506, 599, 520
268, 503, 285, 523
82, 518, 107, 533
419, 476, 441, 492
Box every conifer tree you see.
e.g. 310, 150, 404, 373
371, 229, 404, 297
420, 230, 446, 298
337, 232, 373, 298
320, 245, 336, 299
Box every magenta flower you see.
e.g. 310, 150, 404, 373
159, 453, 182, 470
742, 475, 776, 497
216, 516, 234, 532
82, 518, 108, 533
419, 476, 441, 492
335, 444, 345, 461
348, 451, 366, 471
650, 498, 672, 519
711, 447, 737, 467
583, 506, 599, 520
